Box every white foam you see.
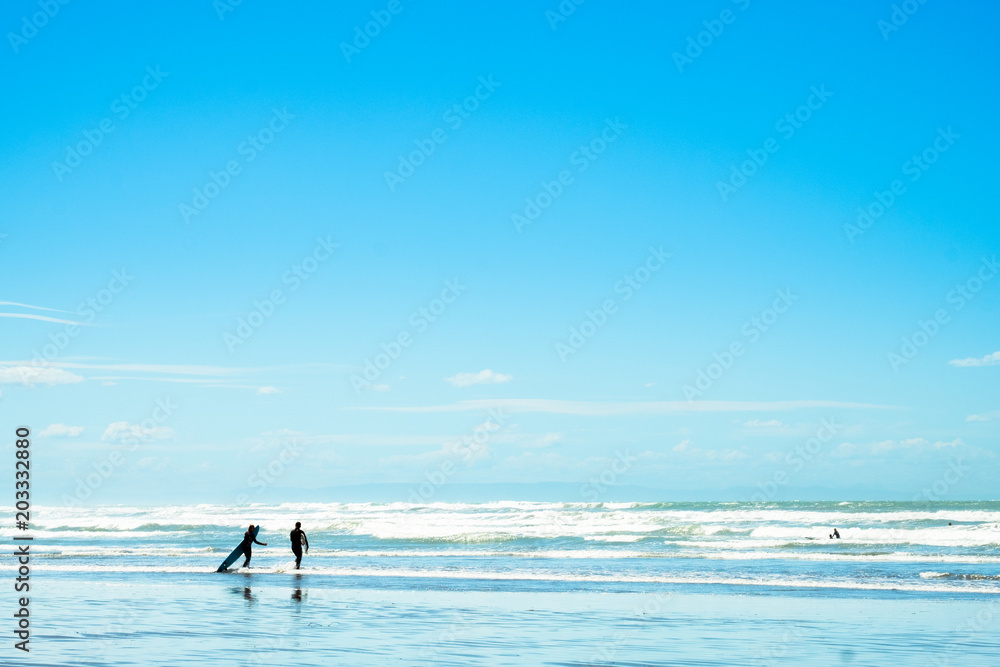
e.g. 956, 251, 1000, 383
24, 563, 1000, 594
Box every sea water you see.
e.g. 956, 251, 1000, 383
8, 501, 1000, 665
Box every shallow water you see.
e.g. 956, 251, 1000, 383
9, 501, 1000, 664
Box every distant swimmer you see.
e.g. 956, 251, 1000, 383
833, 528, 841, 539
290, 522, 309, 569
241, 524, 267, 568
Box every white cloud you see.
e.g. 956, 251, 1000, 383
372, 383, 390, 392
354, 398, 895, 416
949, 351, 1000, 367
257, 386, 281, 395
671, 439, 746, 461
379, 421, 502, 468
40, 424, 84, 437
445, 369, 513, 388
135, 457, 169, 471
494, 450, 579, 474
967, 411, 1000, 422
835, 437, 982, 458
0, 361, 349, 391
536, 432, 563, 447
101, 422, 174, 443
0, 366, 84, 385
743, 419, 784, 428
514, 432, 563, 449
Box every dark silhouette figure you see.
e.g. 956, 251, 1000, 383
831, 528, 841, 539
241, 524, 267, 567
290, 522, 309, 569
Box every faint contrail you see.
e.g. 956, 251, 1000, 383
0, 301, 76, 313
0, 313, 93, 326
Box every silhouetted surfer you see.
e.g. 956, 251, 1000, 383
829, 528, 841, 539
241, 524, 267, 567
290, 522, 309, 569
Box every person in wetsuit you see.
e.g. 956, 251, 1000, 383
241, 524, 267, 567
290, 522, 309, 569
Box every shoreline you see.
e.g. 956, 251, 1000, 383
28, 574, 1000, 666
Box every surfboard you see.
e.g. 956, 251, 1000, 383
217, 525, 260, 572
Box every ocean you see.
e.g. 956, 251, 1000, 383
10, 501, 1000, 665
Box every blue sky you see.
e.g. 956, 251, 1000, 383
2, 0, 997, 503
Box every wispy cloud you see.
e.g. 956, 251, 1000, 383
135, 456, 170, 471
0, 312, 94, 326
949, 351, 1000, 367
40, 424, 84, 437
257, 386, 281, 395
0, 366, 85, 385
743, 419, 784, 428
832, 437, 990, 458
671, 439, 747, 461
0, 360, 245, 376
0, 360, 345, 390
445, 369, 513, 388
352, 398, 896, 416
0, 301, 75, 313
0, 300, 91, 326
0, 360, 347, 376
967, 410, 1000, 422
102, 422, 174, 443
